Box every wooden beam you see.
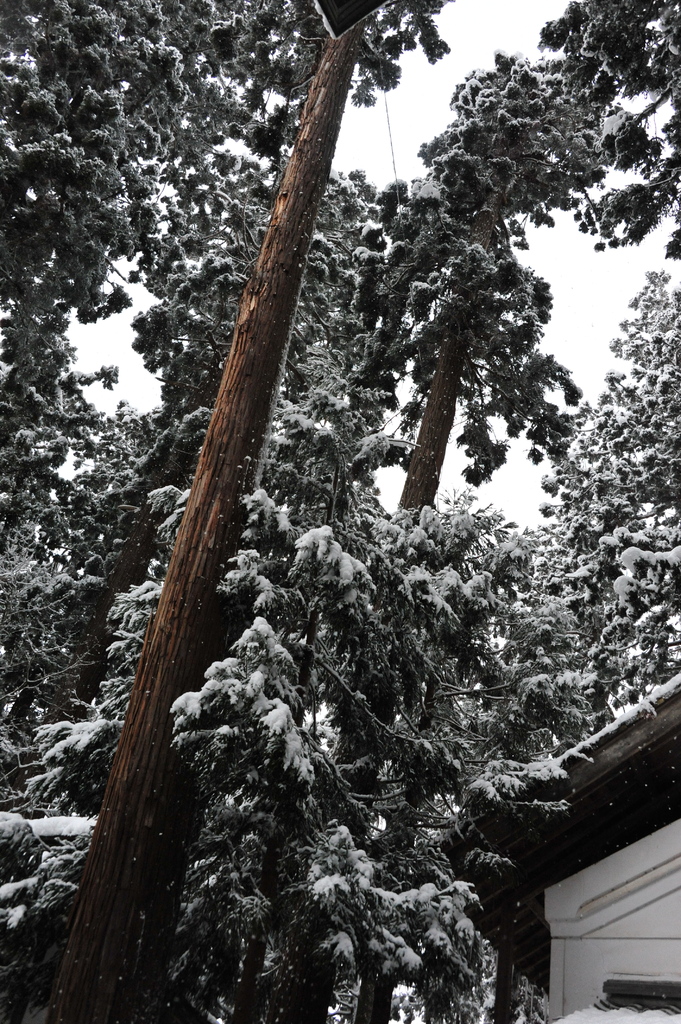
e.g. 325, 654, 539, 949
522, 895, 549, 932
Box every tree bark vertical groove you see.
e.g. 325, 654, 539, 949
47, 23, 363, 1024
400, 194, 504, 510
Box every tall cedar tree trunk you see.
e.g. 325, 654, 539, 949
47, 23, 363, 1024
378, 203, 504, 1024
400, 195, 503, 509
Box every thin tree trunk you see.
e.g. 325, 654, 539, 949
264, 929, 336, 1024
400, 194, 504, 510
47, 24, 363, 1024
399, 330, 467, 510
232, 836, 281, 1024
72, 505, 164, 700
354, 976, 376, 1024
369, 979, 394, 1024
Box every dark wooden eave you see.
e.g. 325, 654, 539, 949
315, 0, 384, 36
450, 685, 681, 991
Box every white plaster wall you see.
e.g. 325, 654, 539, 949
545, 817, 681, 1019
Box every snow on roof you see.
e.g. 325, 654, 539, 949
555, 672, 681, 770
557, 1008, 680, 1024
313, 0, 337, 37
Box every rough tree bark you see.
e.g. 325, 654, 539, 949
47, 23, 363, 1024
400, 194, 504, 510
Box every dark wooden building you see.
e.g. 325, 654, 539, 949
450, 681, 681, 1022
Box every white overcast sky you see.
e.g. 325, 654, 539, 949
74, 0, 675, 529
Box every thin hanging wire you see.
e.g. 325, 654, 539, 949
384, 92, 401, 203
382, 89, 403, 234
377, 58, 404, 234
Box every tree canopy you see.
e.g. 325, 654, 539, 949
1, 2, 681, 1023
